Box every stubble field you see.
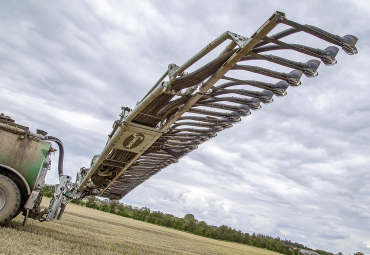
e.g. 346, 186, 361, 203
0, 198, 279, 255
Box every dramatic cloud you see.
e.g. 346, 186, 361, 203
1, 1, 369, 254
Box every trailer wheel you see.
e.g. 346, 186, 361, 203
0, 174, 21, 225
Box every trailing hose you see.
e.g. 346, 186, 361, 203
45, 136, 64, 176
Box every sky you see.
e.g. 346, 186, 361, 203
0, 0, 369, 254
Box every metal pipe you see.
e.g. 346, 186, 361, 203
254, 27, 299, 48
0, 122, 45, 139
45, 136, 64, 176
219, 41, 237, 56
281, 18, 358, 55
233, 64, 303, 86
169, 31, 231, 83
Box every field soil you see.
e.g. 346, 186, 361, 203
0, 198, 279, 255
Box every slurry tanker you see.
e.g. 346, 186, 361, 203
0, 11, 358, 225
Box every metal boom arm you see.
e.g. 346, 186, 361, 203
74, 11, 358, 200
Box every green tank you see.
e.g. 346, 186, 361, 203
0, 114, 52, 224
0, 129, 51, 190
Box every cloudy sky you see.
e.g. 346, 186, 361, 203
1, 0, 369, 253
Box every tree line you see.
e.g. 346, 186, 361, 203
42, 186, 361, 255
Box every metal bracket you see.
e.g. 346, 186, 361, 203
168, 63, 179, 80
45, 175, 72, 222
195, 88, 212, 96
119, 107, 132, 122
22, 155, 51, 224
34, 156, 51, 190
24, 191, 40, 210
228, 32, 249, 48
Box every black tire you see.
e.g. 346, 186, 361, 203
0, 174, 21, 225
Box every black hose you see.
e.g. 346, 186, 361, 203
45, 136, 64, 176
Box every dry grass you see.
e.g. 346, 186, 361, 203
0, 198, 279, 255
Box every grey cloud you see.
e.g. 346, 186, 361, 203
319, 230, 350, 240
337, 191, 354, 199
1, 0, 369, 254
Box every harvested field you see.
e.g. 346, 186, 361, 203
0, 198, 279, 255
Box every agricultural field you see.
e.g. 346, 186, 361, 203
0, 198, 280, 255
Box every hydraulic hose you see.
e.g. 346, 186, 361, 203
45, 136, 64, 176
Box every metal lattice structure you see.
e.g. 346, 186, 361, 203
77, 11, 358, 200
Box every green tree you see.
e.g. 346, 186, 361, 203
184, 214, 195, 221
104, 205, 111, 212
243, 233, 250, 244
109, 200, 120, 214
86, 196, 98, 209
42, 186, 55, 197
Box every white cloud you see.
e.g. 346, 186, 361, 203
280, 230, 291, 236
